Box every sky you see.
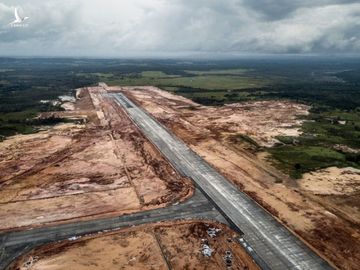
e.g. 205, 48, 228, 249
0, 0, 359, 57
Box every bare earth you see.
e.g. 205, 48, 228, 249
117, 86, 360, 270
300, 167, 360, 225
10, 221, 259, 270
301, 167, 360, 196
0, 86, 193, 231
2, 84, 359, 269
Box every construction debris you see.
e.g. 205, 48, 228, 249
207, 227, 221, 238
22, 256, 38, 269
202, 244, 214, 257
68, 236, 81, 241
224, 250, 233, 267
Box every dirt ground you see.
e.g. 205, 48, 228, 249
300, 167, 360, 196
0, 86, 193, 231
111, 86, 309, 148
10, 221, 259, 270
300, 167, 360, 226
117, 86, 360, 270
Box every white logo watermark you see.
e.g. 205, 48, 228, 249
9, 7, 29, 28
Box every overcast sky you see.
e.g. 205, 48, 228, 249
0, 0, 359, 57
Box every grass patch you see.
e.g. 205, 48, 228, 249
0, 109, 67, 138
178, 90, 255, 105
185, 68, 250, 75
268, 146, 350, 179
0, 124, 36, 138
100, 71, 270, 90
141, 71, 180, 78
268, 109, 360, 178
158, 75, 269, 90
294, 110, 360, 148
0, 59, 97, 138
77, 72, 114, 78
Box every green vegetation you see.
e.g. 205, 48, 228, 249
158, 75, 268, 90
172, 89, 267, 105
302, 112, 360, 148
77, 72, 115, 78
100, 73, 270, 90
0, 59, 98, 137
91, 67, 272, 106
0, 109, 38, 137
185, 68, 250, 75
141, 71, 180, 78
268, 146, 349, 179
270, 110, 360, 178
0, 95, 66, 139
0, 112, 68, 139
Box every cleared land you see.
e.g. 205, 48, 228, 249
118, 86, 360, 270
0, 87, 192, 231
10, 221, 259, 270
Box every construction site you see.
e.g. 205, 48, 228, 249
0, 86, 193, 231
10, 221, 259, 270
119, 86, 360, 269
0, 84, 359, 270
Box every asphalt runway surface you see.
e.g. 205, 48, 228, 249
109, 92, 333, 270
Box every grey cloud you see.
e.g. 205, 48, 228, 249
0, 0, 359, 56
0, 1, 80, 43
242, 0, 360, 20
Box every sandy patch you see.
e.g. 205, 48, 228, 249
300, 167, 360, 195
0, 188, 140, 230
0, 125, 79, 185
60, 102, 75, 111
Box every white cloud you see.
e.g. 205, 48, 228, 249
0, 0, 359, 56
249, 4, 360, 53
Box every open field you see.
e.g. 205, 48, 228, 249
101, 73, 271, 91
0, 86, 192, 231
9, 221, 259, 270
185, 68, 250, 75
122, 86, 360, 270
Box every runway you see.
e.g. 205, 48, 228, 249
110, 92, 333, 270
0, 90, 334, 270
